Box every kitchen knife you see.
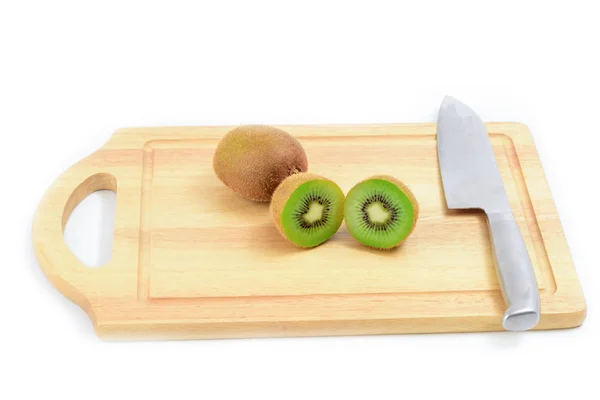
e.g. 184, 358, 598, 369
437, 96, 540, 331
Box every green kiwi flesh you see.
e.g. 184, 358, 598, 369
344, 176, 418, 249
271, 173, 345, 248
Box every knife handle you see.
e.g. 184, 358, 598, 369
486, 212, 540, 331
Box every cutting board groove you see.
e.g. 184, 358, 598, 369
32, 123, 585, 340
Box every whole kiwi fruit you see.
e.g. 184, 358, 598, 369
213, 125, 308, 202
271, 172, 345, 248
344, 175, 419, 250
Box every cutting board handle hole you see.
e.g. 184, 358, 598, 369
63, 174, 117, 268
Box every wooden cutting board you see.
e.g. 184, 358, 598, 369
32, 123, 586, 340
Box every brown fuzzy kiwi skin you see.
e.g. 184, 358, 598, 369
213, 125, 308, 202
352, 174, 419, 250
270, 173, 335, 248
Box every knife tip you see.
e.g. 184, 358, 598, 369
441, 95, 458, 107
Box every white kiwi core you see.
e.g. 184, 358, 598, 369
366, 202, 390, 223
303, 202, 324, 223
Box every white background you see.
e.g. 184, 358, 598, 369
1, 1, 599, 399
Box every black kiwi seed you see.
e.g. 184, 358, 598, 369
293, 191, 332, 230
357, 192, 401, 231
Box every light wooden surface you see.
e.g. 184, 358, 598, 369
32, 123, 586, 340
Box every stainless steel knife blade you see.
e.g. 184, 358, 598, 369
437, 96, 541, 331
437, 96, 511, 213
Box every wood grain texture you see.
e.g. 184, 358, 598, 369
32, 123, 586, 340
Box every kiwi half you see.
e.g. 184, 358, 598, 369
344, 175, 419, 250
271, 173, 345, 248
213, 125, 308, 202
